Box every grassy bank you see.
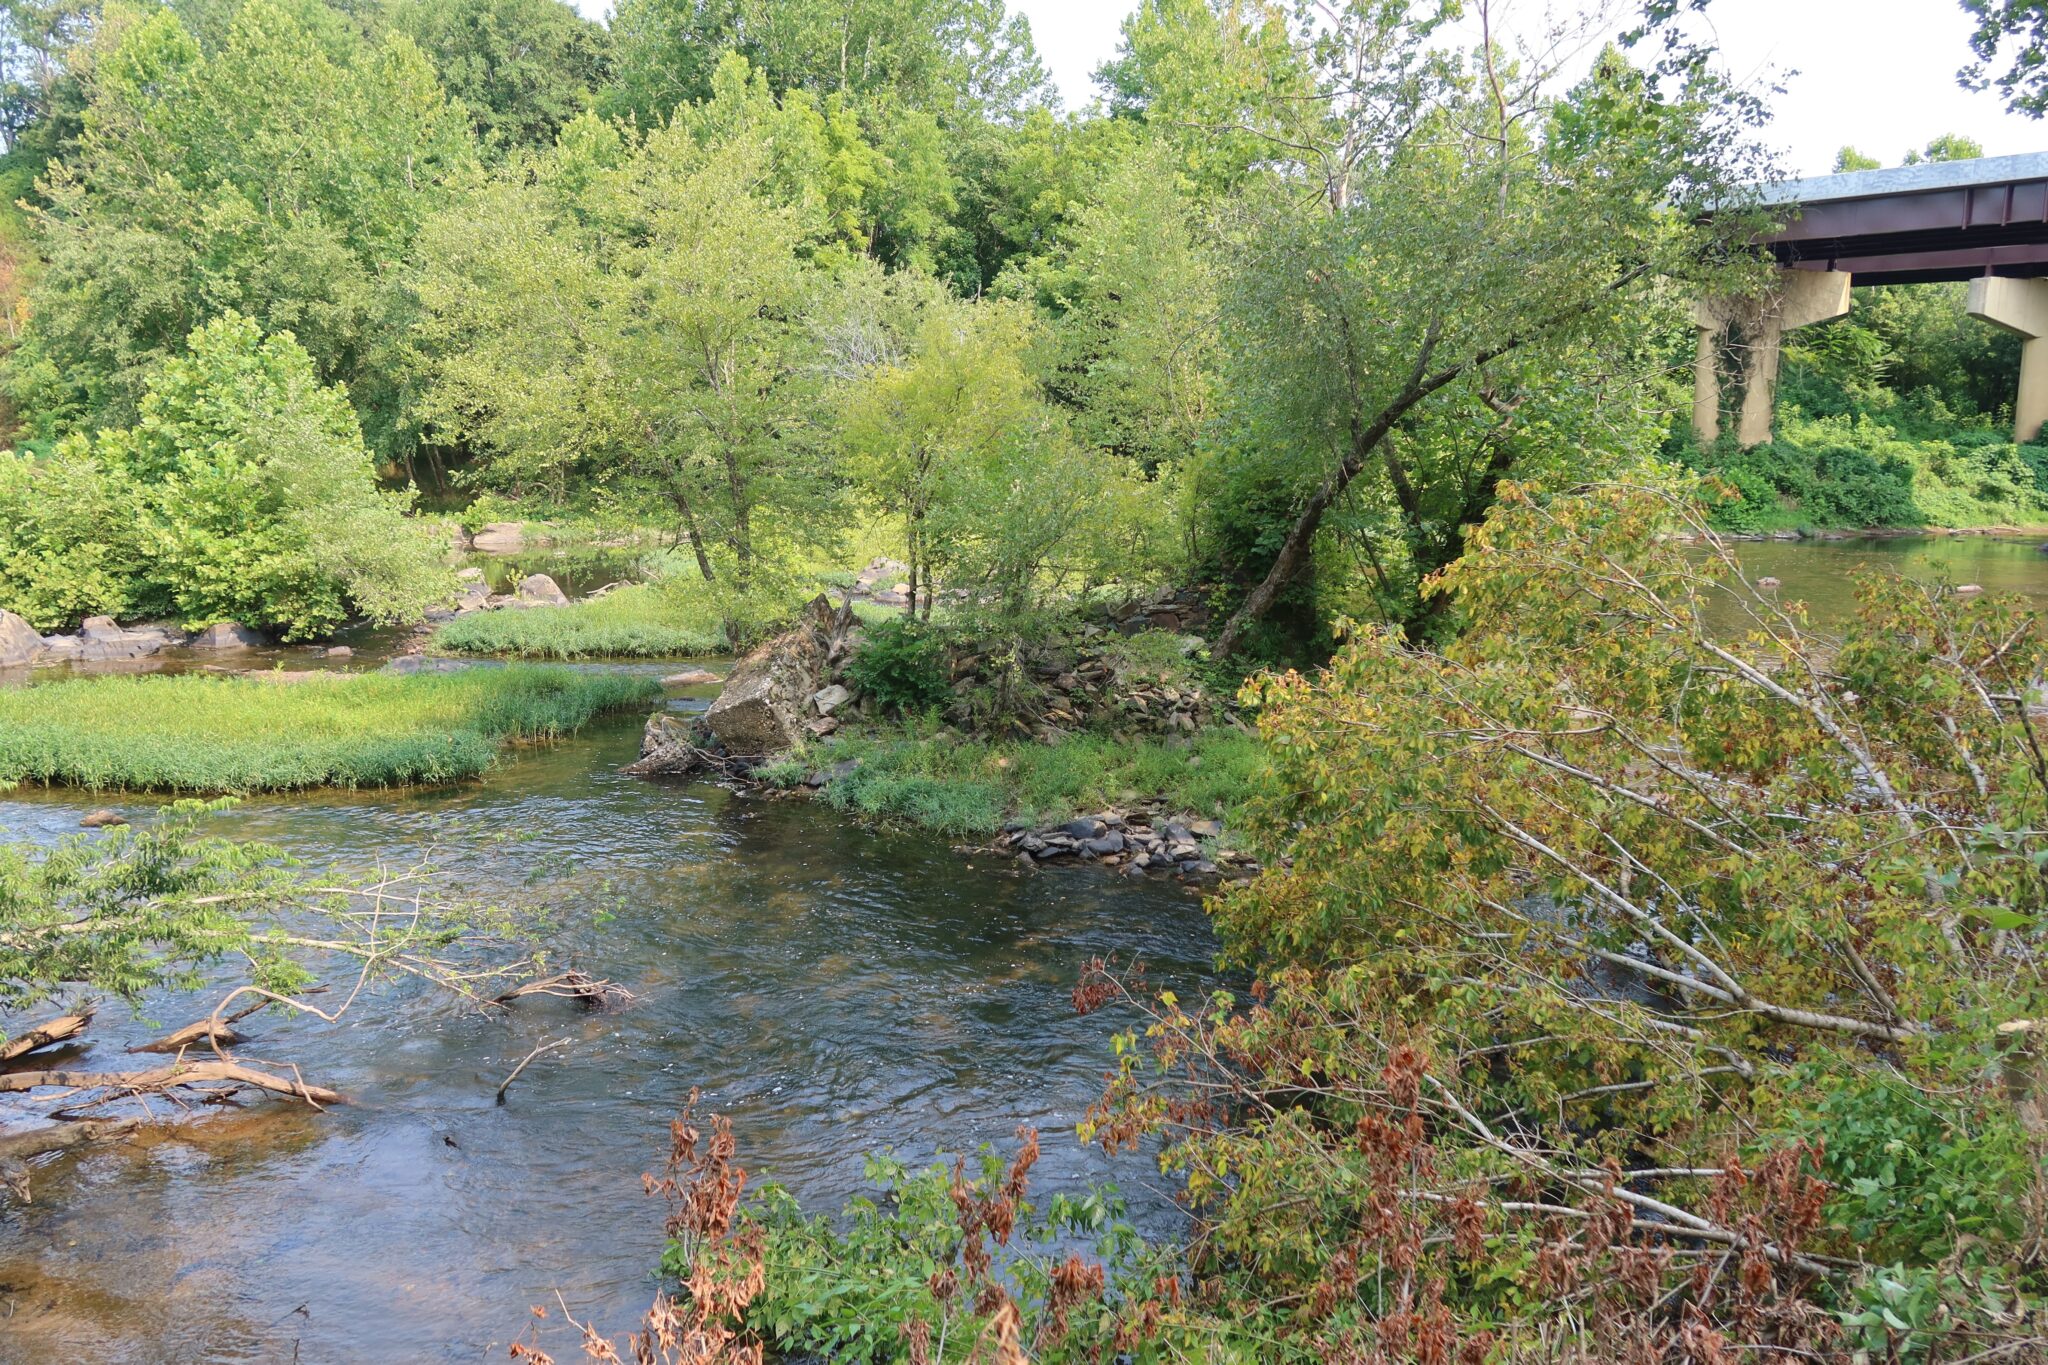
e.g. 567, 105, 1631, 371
431, 585, 729, 659
0, 666, 659, 792
761, 725, 1267, 839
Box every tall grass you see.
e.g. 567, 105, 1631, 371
807, 727, 1267, 837
431, 585, 730, 660
0, 667, 660, 792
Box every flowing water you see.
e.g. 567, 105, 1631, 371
5, 532, 2048, 1362
0, 706, 1218, 1362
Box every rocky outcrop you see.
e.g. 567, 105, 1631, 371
189, 621, 267, 650
77, 617, 182, 661
627, 596, 858, 775
470, 522, 525, 554
0, 610, 42, 668
995, 810, 1250, 881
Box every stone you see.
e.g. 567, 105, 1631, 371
456, 566, 486, 582
809, 683, 852, 716
1957, 583, 1984, 597
703, 595, 854, 755
0, 609, 43, 667
872, 590, 908, 607
75, 616, 170, 661
804, 716, 840, 738
383, 654, 473, 675
1189, 818, 1223, 839
515, 573, 570, 607
1062, 817, 1106, 840
325, 645, 353, 658
38, 635, 80, 661
663, 668, 721, 687
189, 621, 267, 650
470, 521, 524, 553
79, 808, 127, 829
1082, 832, 1126, 857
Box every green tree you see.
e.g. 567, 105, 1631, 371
1905, 130, 1986, 163
0, 313, 450, 638
1962, 0, 2048, 116
1833, 143, 1880, 171
8, 0, 476, 456
382, 0, 610, 152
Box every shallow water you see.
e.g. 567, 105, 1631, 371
1701, 533, 2048, 634
0, 707, 1216, 1362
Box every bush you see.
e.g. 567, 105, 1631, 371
844, 616, 953, 712
0, 314, 451, 640
0, 666, 657, 791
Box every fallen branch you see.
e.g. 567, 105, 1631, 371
129, 999, 269, 1054
0, 1059, 344, 1107
1, 1008, 95, 1063
0, 1118, 141, 1202
496, 1037, 574, 1104
494, 971, 631, 1010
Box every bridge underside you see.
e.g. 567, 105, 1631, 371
1697, 155, 2048, 447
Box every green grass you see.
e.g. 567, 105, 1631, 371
430, 584, 730, 660
797, 726, 1268, 838
0, 666, 660, 792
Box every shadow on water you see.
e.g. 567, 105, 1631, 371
0, 710, 1218, 1363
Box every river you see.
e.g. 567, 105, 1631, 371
2, 533, 2044, 1362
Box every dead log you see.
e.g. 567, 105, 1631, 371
0, 1118, 141, 1201
0, 1060, 344, 1107
0, 1009, 94, 1064
128, 1021, 249, 1054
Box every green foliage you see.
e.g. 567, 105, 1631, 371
381, 0, 609, 152
430, 584, 728, 659
0, 665, 656, 791
9, 0, 477, 454
1965, 0, 2048, 116
0, 799, 302, 1013
0, 314, 451, 638
843, 616, 953, 712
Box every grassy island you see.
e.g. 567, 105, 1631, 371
0, 667, 659, 792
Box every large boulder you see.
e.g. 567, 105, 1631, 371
703, 596, 853, 756
515, 573, 569, 607
0, 610, 43, 667
76, 616, 174, 661
189, 621, 267, 650
470, 522, 525, 554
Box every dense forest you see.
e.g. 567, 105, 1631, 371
0, 0, 2045, 1361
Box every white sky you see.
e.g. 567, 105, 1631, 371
1011, 0, 2048, 177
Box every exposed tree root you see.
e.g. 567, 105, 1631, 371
1, 1009, 95, 1064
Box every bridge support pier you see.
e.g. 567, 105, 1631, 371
1693, 269, 1852, 447
1966, 276, 2048, 443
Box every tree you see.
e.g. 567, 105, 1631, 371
1962, 0, 2048, 117
1833, 143, 1880, 171
1108, 3, 1765, 654
1905, 130, 1986, 163
0, 313, 450, 638
382, 0, 611, 152
7, 0, 476, 456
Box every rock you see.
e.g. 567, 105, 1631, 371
624, 712, 705, 776
37, 634, 80, 661
1082, 832, 1126, 857
804, 716, 840, 738
703, 595, 854, 755
872, 590, 908, 607
470, 521, 524, 554
1189, 818, 1223, 839
454, 581, 494, 613
810, 683, 853, 716
662, 668, 721, 687
456, 566, 486, 582
1957, 583, 1984, 597
1062, 817, 1107, 840
189, 621, 267, 650
1163, 822, 1193, 844
76, 616, 170, 661
382, 655, 473, 675
79, 809, 127, 829
890, 581, 912, 596
515, 573, 570, 607
325, 645, 353, 658
0, 610, 43, 667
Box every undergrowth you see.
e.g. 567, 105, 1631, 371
430, 584, 730, 659
0, 666, 658, 791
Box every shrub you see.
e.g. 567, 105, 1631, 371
844, 616, 952, 713
0, 666, 657, 791
0, 314, 451, 640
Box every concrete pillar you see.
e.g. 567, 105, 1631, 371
1967, 276, 2048, 443
1692, 269, 1852, 447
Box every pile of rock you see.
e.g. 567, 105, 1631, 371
995, 811, 1254, 881
423, 569, 566, 624
939, 632, 1223, 741
0, 609, 269, 668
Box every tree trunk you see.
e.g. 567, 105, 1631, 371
673, 490, 715, 583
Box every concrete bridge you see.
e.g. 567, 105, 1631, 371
1695, 152, 2048, 446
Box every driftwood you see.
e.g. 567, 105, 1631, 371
495, 1037, 574, 1104
0, 1118, 141, 1201
128, 1020, 250, 1054
494, 970, 630, 1010
0, 1059, 344, 1107
0, 1009, 95, 1063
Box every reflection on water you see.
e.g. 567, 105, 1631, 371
1698, 534, 2048, 636
0, 711, 1217, 1363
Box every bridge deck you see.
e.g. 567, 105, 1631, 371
1761, 152, 2048, 285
